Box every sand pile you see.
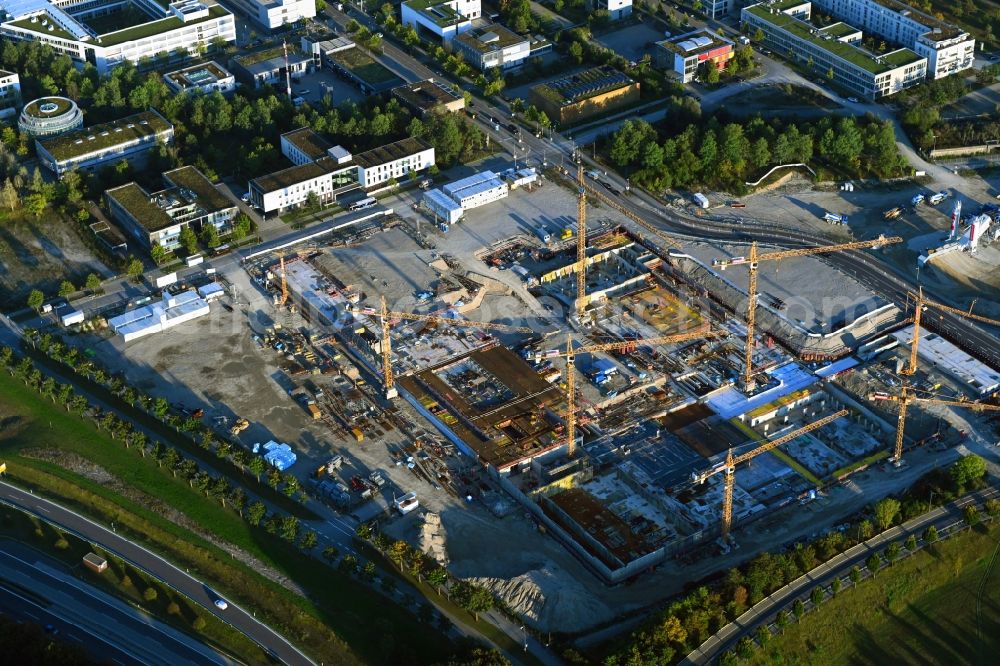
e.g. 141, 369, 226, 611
419, 512, 449, 566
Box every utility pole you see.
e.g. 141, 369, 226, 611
283, 40, 292, 102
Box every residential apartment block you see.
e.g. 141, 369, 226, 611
0, 0, 236, 75
220, 0, 315, 30
249, 129, 435, 214
741, 1, 926, 99
401, 0, 480, 42
106, 166, 237, 251
36, 110, 175, 177
810, 0, 974, 79
655, 30, 735, 83
0, 70, 21, 120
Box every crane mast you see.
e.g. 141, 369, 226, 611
576, 163, 587, 316
905, 287, 1000, 376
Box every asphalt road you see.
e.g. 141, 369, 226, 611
0, 482, 313, 666
683, 485, 1000, 664
0, 542, 229, 666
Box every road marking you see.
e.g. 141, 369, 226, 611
24, 611, 38, 620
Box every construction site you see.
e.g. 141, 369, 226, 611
53, 163, 1000, 631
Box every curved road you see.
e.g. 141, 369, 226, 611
0, 481, 313, 666
682, 485, 1000, 665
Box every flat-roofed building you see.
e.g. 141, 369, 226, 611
0, 70, 21, 120
811, 0, 974, 79
36, 109, 174, 177
528, 66, 640, 125
231, 45, 311, 88
592, 0, 631, 20
391, 79, 465, 116
164, 61, 236, 94
0, 0, 236, 75
741, 1, 926, 99
453, 23, 530, 71
401, 0, 480, 43
220, 0, 315, 30
441, 170, 508, 209
18, 96, 82, 137
354, 137, 435, 189
108, 290, 211, 342
105, 165, 236, 251
655, 30, 734, 83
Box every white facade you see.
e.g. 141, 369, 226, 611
221, 0, 315, 30
0, 0, 237, 75
423, 188, 463, 224
811, 0, 974, 79
453, 24, 530, 71
594, 0, 631, 20
164, 61, 236, 95
401, 0, 480, 42
356, 139, 436, 189
251, 161, 356, 214
0, 70, 20, 120
442, 170, 508, 210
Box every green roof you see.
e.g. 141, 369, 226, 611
22, 96, 73, 119
235, 44, 301, 66
403, 0, 465, 27
353, 137, 432, 168
8, 13, 76, 41
455, 23, 526, 53
746, 5, 923, 74
163, 166, 233, 212
98, 5, 230, 47
819, 22, 858, 39
530, 66, 637, 106
106, 182, 174, 233
329, 47, 402, 85
38, 110, 172, 161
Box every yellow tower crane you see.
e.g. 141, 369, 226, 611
693, 409, 849, 540
352, 296, 533, 399
576, 163, 588, 316
903, 287, 1000, 376
870, 391, 1000, 463
534, 326, 714, 457
713, 236, 903, 393
273, 253, 289, 307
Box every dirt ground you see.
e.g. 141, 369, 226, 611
0, 209, 112, 308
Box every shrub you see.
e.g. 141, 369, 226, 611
143, 587, 158, 602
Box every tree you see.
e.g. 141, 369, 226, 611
322, 545, 339, 561
248, 457, 265, 481
849, 565, 861, 585
58, 280, 76, 298
167, 601, 181, 615
0, 179, 18, 211
143, 587, 158, 602
179, 226, 198, 256
951, 454, 987, 492
703, 62, 720, 84
735, 636, 755, 659
125, 256, 144, 282
866, 553, 881, 578
426, 567, 449, 595
924, 525, 938, 543
231, 213, 252, 241
23, 192, 46, 217
905, 534, 918, 551
857, 519, 874, 541
885, 541, 901, 565
85, 273, 102, 294
568, 41, 584, 65
874, 497, 901, 532
280, 515, 300, 542
388, 540, 409, 570
755, 624, 771, 647
810, 586, 825, 606
776, 609, 790, 632
26, 289, 44, 312
300, 530, 318, 550
246, 501, 266, 527
454, 581, 493, 621
193, 616, 206, 631
964, 504, 981, 526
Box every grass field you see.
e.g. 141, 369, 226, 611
744, 523, 1000, 666
0, 369, 453, 665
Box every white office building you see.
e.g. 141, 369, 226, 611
742, 1, 926, 99
592, 0, 631, 20
453, 23, 530, 71
354, 137, 436, 189
401, 0, 480, 42
163, 61, 236, 94
0, 70, 21, 120
810, 0, 974, 79
0, 0, 236, 75
220, 0, 315, 30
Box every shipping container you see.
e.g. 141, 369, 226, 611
61, 310, 85, 327
185, 254, 204, 267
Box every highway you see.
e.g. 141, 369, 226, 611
0, 482, 313, 666
682, 485, 1000, 665
0, 542, 231, 666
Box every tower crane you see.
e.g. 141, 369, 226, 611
352, 296, 533, 399
692, 409, 849, 540
903, 287, 1000, 376
576, 163, 587, 316
579, 180, 684, 252
870, 390, 1000, 463
713, 236, 903, 393
273, 253, 289, 307
535, 326, 714, 457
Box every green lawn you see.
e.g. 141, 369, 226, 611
744, 523, 1000, 666
0, 369, 454, 665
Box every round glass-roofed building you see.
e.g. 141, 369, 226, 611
18, 97, 84, 138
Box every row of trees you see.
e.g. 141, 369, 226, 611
609, 112, 906, 192
603, 456, 986, 666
